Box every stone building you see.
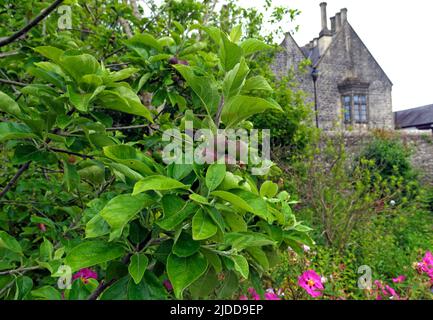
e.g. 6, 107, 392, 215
272, 3, 394, 131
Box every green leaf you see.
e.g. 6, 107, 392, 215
205, 164, 226, 192
67, 84, 105, 112
133, 175, 189, 195
241, 76, 273, 93
202, 26, 222, 44
230, 25, 243, 43
0, 231, 22, 254
260, 181, 279, 198
222, 58, 249, 99
65, 241, 124, 272
221, 95, 282, 128
239, 39, 273, 56
192, 209, 218, 241
27, 64, 65, 89
34, 46, 64, 64
232, 190, 272, 221
63, 162, 80, 192
217, 271, 239, 298
173, 64, 220, 116
189, 193, 209, 205
100, 276, 129, 300
12, 144, 55, 165
108, 68, 139, 82
0, 122, 36, 142
103, 145, 155, 176
223, 211, 247, 232
158, 199, 198, 231
211, 190, 254, 212
85, 214, 110, 239
224, 232, 275, 250
219, 33, 243, 72
59, 53, 100, 82
231, 254, 249, 279
168, 163, 193, 181
69, 278, 93, 300
189, 268, 219, 299
127, 271, 167, 300
39, 238, 53, 261
167, 252, 208, 299
30, 286, 62, 300
173, 231, 200, 257
246, 247, 269, 271
125, 33, 163, 52
78, 163, 105, 185
128, 253, 149, 285
0, 91, 22, 117
206, 207, 227, 233
97, 87, 153, 121
15, 276, 33, 300
99, 194, 153, 240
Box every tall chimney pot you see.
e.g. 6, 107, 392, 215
335, 12, 342, 31
320, 2, 328, 32
330, 16, 336, 34
341, 8, 348, 24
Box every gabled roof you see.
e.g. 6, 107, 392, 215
395, 104, 433, 129
279, 31, 307, 60
296, 22, 393, 86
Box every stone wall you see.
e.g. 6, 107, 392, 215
325, 131, 433, 184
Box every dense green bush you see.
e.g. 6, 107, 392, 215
0, 0, 314, 300
357, 136, 415, 180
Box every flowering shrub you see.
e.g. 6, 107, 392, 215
298, 270, 324, 298
265, 247, 433, 300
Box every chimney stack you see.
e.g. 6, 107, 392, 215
320, 2, 329, 35
335, 12, 342, 32
341, 8, 348, 24
330, 16, 336, 34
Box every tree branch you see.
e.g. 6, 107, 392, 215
0, 78, 28, 87
87, 279, 116, 300
0, 0, 65, 48
0, 50, 20, 58
49, 148, 94, 159
0, 266, 40, 276
0, 161, 31, 199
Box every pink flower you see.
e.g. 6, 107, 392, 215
239, 295, 248, 300
373, 280, 399, 300
247, 287, 261, 300
72, 268, 98, 284
392, 275, 406, 283
384, 285, 399, 299
298, 270, 324, 298
417, 251, 433, 273
264, 292, 281, 300
163, 279, 173, 291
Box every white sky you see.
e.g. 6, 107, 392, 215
144, 0, 433, 111
237, 0, 433, 111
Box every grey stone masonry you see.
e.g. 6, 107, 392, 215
272, 4, 394, 131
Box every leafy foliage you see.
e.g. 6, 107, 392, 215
0, 0, 311, 300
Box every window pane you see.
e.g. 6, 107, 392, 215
354, 104, 360, 122
354, 95, 359, 104
360, 104, 367, 122
361, 95, 367, 104
343, 96, 351, 122
344, 96, 351, 104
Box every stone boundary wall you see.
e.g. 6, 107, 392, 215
322, 131, 433, 184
